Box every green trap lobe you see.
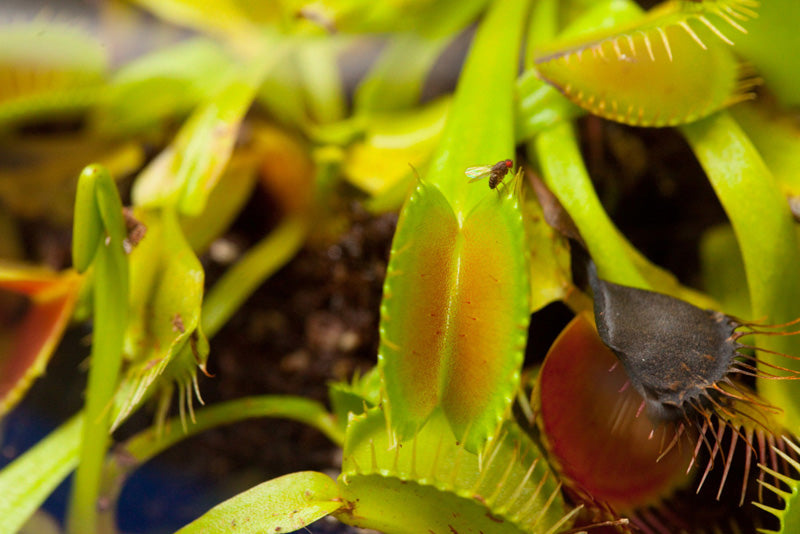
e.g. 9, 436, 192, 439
380, 183, 458, 436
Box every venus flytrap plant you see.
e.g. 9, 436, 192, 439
378, 0, 529, 454
4, 0, 800, 532
171, 0, 580, 532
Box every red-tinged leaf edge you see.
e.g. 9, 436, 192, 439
0, 265, 82, 415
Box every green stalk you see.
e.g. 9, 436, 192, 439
97, 395, 342, 531
201, 153, 340, 338
426, 0, 529, 213
200, 216, 307, 338
682, 112, 800, 428
68, 166, 129, 534
532, 121, 648, 287
297, 39, 346, 124
0, 416, 83, 534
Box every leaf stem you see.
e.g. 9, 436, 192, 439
68, 166, 129, 534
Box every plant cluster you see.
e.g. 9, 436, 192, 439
1, 0, 800, 533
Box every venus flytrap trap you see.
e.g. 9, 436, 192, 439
109, 206, 209, 432
0, 263, 82, 416
533, 0, 760, 127
535, 314, 693, 513
334, 407, 573, 534
0, 20, 107, 128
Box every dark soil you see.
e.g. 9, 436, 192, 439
190, 196, 396, 482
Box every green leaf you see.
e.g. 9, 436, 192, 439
699, 224, 751, 319
0, 416, 83, 534
354, 0, 489, 113
256, 51, 308, 128
298, 0, 476, 34
343, 98, 448, 197
515, 71, 582, 142
295, 39, 346, 124
336, 408, 573, 534
521, 192, 572, 312
132, 52, 277, 215
731, 102, 800, 200
734, 0, 800, 107
681, 111, 800, 430
127, 0, 258, 39
175, 471, 342, 534
180, 154, 258, 253
111, 207, 207, 430
92, 38, 232, 135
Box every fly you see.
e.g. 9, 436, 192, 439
465, 159, 513, 190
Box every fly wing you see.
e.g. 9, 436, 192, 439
465, 165, 491, 182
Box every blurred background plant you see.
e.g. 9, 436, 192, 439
1, 0, 799, 533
